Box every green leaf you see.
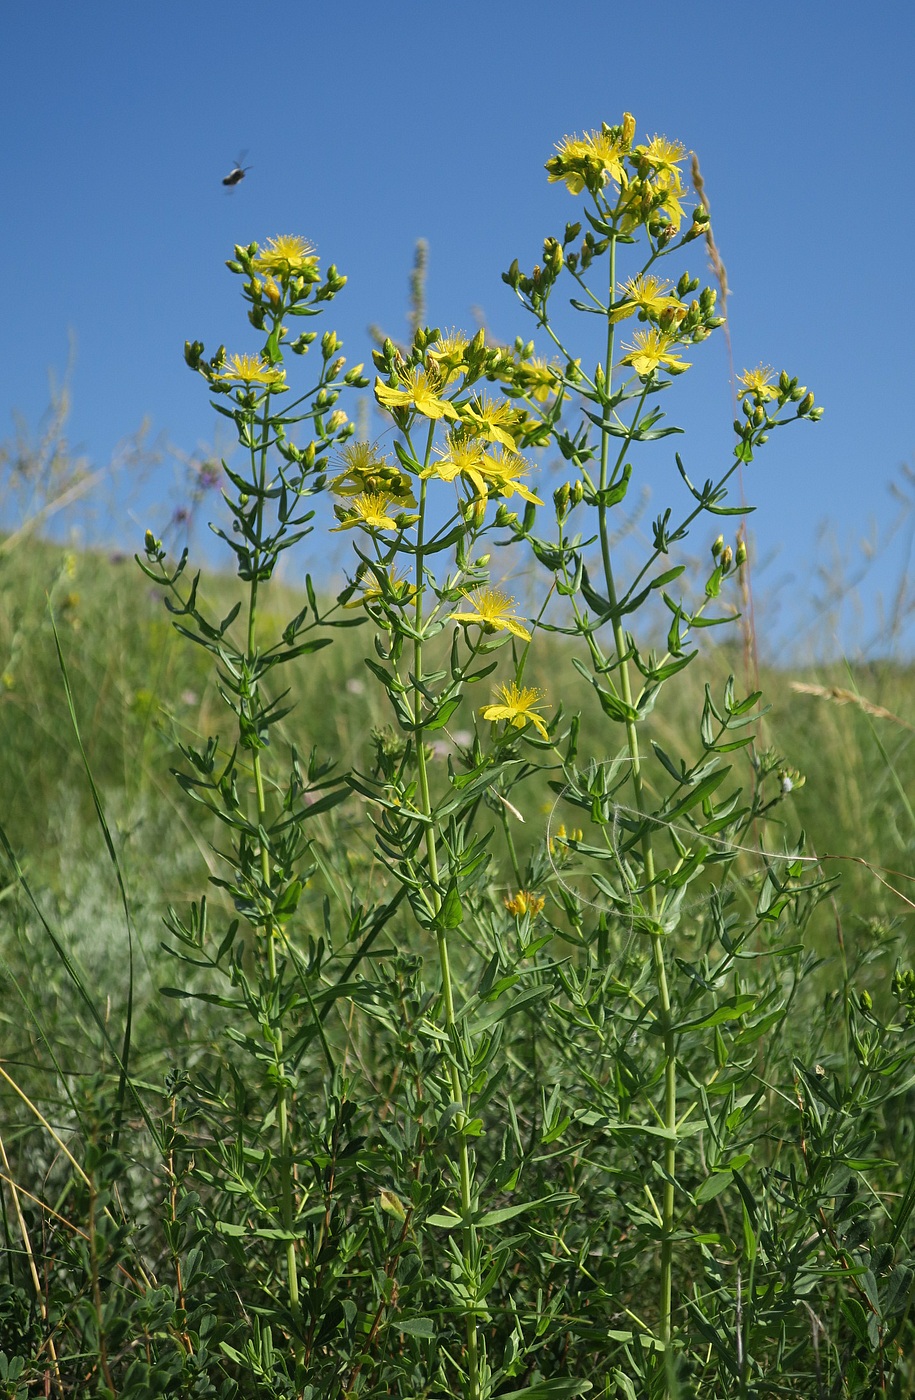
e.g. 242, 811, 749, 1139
497, 1382, 592, 1400
426, 1209, 462, 1229
437, 879, 463, 930
398, 1317, 435, 1337
741, 1199, 757, 1262
425, 696, 462, 731
664, 766, 730, 822
676, 994, 756, 1031
652, 566, 686, 590
476, 1191, 577, 1228
273, 879, 302, 922
694, 1171, 732, 1204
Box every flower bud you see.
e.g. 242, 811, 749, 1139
554, 482, 570, 518
859, 990, 873, 1011
735, 539, 747, 567
327, 410, 348, 432
622, 111, 636, 146
797, 391, 815, 416
720, 545, 733, 570
144, 529, 161, 556
571, 480, 584, 506
502, 258, 521, 289
712, 534, 725, 558
544, 237, 563, 274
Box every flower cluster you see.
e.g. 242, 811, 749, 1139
503, 890, 546, 918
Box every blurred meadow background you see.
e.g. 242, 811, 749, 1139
4, 2, 915, 1395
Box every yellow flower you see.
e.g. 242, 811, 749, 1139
422, 432, 489, 496
504, 890, 545, 917
212, 353, 287, 388
546, 127, 629, 194
332, 441, 415, 503
374, 366, 460, 422
480, 446, 544, 505
253, 235, 318, 276
428, 329, 470, 383
345, 563, 417, 608
481, 681, 550, 740
654, 178, 686, 232
611, 274, 682, 324
548, 823, 583, 858
737, 365, 779, 401
516, 356, 561, 403
331, 493, 401, 532
635, 135, 686, 180
460, 394, 525, 450
450, 588, 531, 640
620, 328, 691, 377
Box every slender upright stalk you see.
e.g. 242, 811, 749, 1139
412, 469, 481, 1400
247, 387, 299, 1313
598, 234, 677, 1351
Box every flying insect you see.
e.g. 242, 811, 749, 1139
222, 153, 251, 187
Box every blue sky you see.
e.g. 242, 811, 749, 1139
4, 1, 914, 657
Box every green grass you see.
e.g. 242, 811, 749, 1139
3, 536, 915, 1398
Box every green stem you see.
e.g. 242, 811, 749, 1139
247, 383, 299, 1315
412, 465, 481, 1400
598, 232, 676, 1354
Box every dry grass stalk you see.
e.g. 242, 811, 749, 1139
790, 681, 914, 731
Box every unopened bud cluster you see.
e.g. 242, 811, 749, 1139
892, 967, 915, 1026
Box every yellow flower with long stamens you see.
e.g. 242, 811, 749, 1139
450, 589, 531, 641
374, 367, 460, 422
621, 328, 691, 377
737, 365, 779, 401
331, 441, 415, 503
481, 682, 550, 739
345, 563, 417, 608
636, 135, 686, 180
253, 235, 318, 276
428, 329, 470, 383
547, 125, 630, 194
422, 432, 489, 496
461, 394, 526, 450
331, 493, 401, 532
655, 180, 686, 232
611, 274, 682, 324
516, 356, 561, 403
212, 353, 287, 388
480, 447, 544, 505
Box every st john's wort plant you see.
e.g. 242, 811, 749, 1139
118, 122, 915, 1400
138, 236, 405, 1395
467, 114, 915, 1396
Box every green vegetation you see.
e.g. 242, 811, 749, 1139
2, 116, 915, 1400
